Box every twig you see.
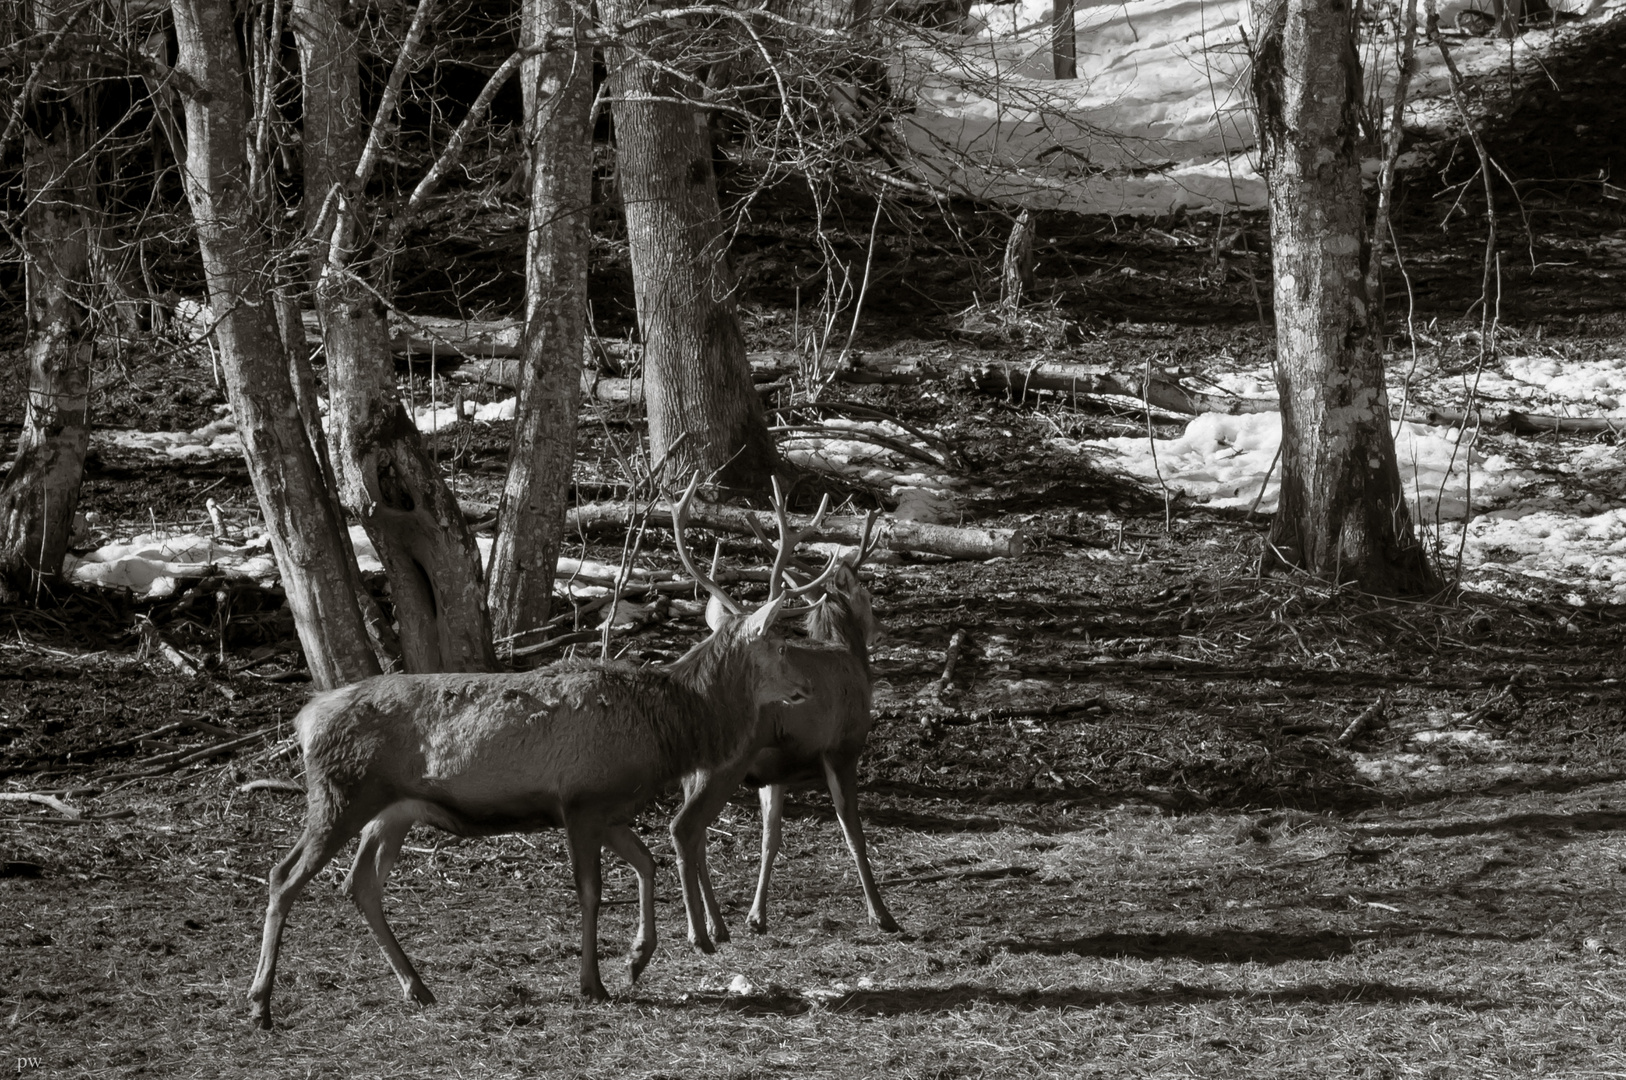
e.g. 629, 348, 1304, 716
1144, 356, 1173, 532
1337, 694, 1388, 746
236, 778, 305, 795
0, 792, 82, 818
135, 615, 199, 677
178, 714, 239, 738
880, 864, 1036, 887
101, 729, 271, 781
2, 809, 137, 826
769, 400, 965, 467
930, 629, 968, 698
771, 423, 949, 470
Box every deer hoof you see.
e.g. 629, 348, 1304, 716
408, 980, 436, 1006
747, 913, 768, 935
875, 912, 901, 934
689, 933, 716, 956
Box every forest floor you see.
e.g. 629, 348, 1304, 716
5, 9, 1626, 1079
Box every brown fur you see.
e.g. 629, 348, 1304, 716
248, 602, 805, 1029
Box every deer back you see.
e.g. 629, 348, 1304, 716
295, 663, 740, 831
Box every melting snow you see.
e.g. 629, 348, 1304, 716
899, 0, 1618, 215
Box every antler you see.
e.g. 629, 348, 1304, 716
850, 508, 882, 571
671, 474, 744, 616
752, 476, 842, 604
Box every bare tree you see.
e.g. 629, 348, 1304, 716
295, 0, 497, 672
603, 0, 779, 493
1052, 0, 1076, 80
1250, 0, 1433, 594
484, 0, 594, 642
0, 0, 95, 601
168, 0, 380, 688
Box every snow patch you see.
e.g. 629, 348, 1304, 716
1085, 410, 1537, 518
64, 533, 277, 599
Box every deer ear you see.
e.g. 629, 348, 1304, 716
832, 561, 859, 590
740, 596, 786, 639
704, 594, 731, 632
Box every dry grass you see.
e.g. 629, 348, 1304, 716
8, 764, 1626, 1078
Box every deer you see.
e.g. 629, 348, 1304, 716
669, 480, 899, 952
247, 475, 813, 1029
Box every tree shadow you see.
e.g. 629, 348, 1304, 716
997, 927, 1361, 964
1360, 807, 1626, 841
997, 924, 1529, 966
670, 978, 1500, 1017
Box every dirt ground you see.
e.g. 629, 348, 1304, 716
6, 10, 1626, 1078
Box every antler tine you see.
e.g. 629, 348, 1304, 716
852, 508, 882, 571
765, 477, 833, 602
671, 473, 743, 616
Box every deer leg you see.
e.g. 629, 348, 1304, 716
604, 825, 657, 984
695, 836, 730, 946
342, 800, 433, 1007
822, 754, 899, 933
564, 817, 609, 1000
670, 765, 745, 953
248, 799, 363, 1028
746, 784, 785, 934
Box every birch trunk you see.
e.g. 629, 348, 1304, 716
169, 0, 380, 688
484, 0, 592, 642
1250, 0, 1434, 594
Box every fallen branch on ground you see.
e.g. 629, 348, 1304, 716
880, 864, 1037, 887
366, 325, 1626, 437
4, 809, 137, 825
0, 792, 81, 818
237, 778, 305, 794
927, 629, 968, 699
101, 728, 272, 781
1337, 694, 1387, 746
566, 502, 1024, 560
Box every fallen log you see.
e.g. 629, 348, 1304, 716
564, 501, 1024, 560
311, 313, 1625, 437
303, 311, 523, 361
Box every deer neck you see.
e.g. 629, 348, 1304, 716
668, 630, 762, 715
804, 597, 870, 667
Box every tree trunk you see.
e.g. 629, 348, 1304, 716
0, 0, 94, 601
603, 0, 779, 493
1250, 0, 1434, 594
169, 0, 380, 689
295, 0, 497, 673
1052, 0, 1077, 80
1000, 209, 1034, 310
484, 0, 592, 643
275, 287, 403, 669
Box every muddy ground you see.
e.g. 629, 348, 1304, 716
6, 9, 1626, 1078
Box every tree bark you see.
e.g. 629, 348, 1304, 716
295, 0, 498, 673
1250, 0, 1434, 594
169, 0, 380, 689
1052, 0, 1077, 80
275, 287, 403, 669
484, 0, 592, 642
0, 0, 94, 601
603, 0, 779, 493
1000, 209, 1034, 310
